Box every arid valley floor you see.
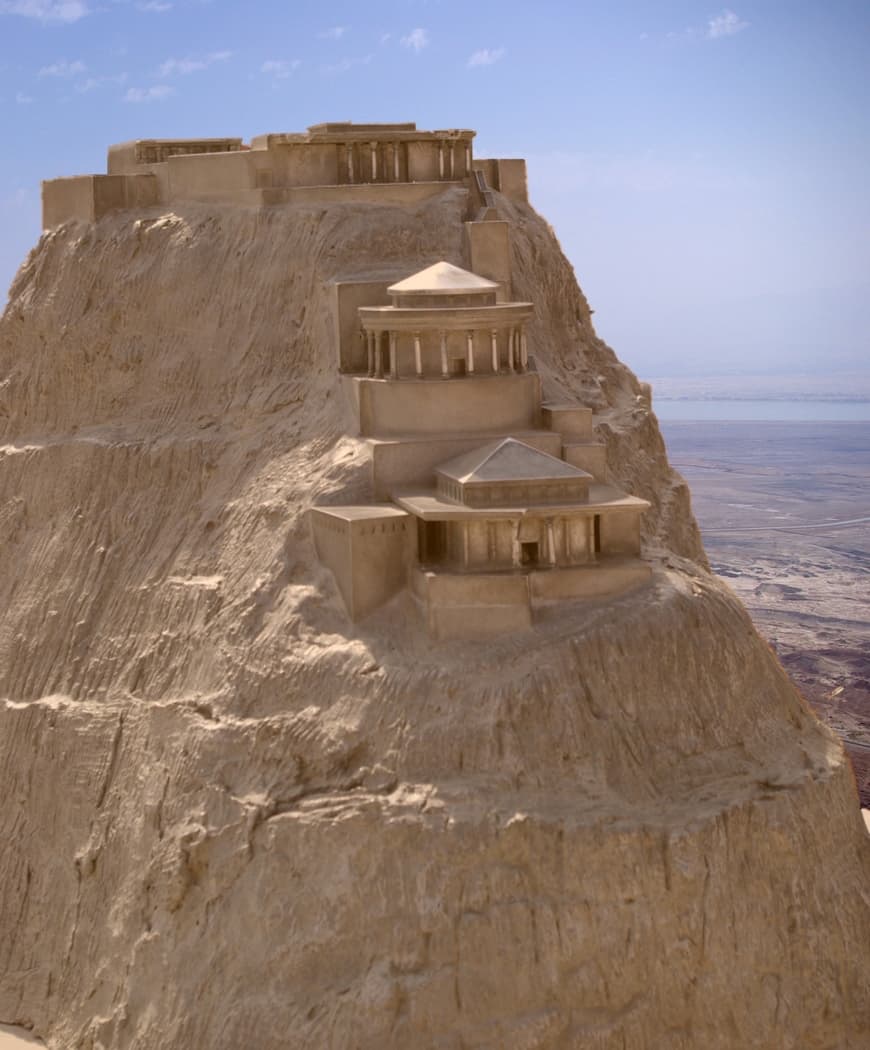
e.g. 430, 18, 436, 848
661, 419, 870, 803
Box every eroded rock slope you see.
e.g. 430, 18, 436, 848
0, 187, 867, 1049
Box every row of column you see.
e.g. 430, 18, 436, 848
345, 141, 399, 184
364, 326, 529, 379
444, 516, 601, 571
343, 140, 471, 184
507, 517, 599, 568
438, 140, 472, 180
509, 520, 558, 568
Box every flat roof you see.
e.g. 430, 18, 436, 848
311, 504, 410, 523
308, 122, 418, 133
394, 484, 650, 521
109, 138, 242, 149
252, 127, 475, 148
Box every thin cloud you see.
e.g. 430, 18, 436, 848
75, 71, 127, 92
16, 90, 34, 103
401, 28, 428, 53
38, 59, 86, 77
158, 50, 231, 76
137, 0, 171, 10
707, 9, 749, 39
125, 83, 173, 102
467, 47, 505, 68
319, 25, 347, 40
322, 53, 372, 75
261, 59, 300, 79
0, 0, 89, 21
1, 188, 32, 211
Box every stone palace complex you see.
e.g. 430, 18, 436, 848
43, 121, 652, 638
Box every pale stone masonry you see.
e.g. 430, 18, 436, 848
40, 119, 648, 637
312, 257, 651, 638
42, 121, 526, 227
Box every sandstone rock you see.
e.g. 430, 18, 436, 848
0, 183, 867, 1049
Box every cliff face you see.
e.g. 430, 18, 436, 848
0, 188, 867, 1050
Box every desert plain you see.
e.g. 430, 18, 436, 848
661, 418, 870, 802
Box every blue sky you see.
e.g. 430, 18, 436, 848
1, 0, 868, 377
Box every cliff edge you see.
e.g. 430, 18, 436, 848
0, 181, 868, 1049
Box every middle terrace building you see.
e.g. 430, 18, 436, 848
311, 261, 652, 638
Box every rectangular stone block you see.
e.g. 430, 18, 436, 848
310, 506, 414, 620
354, 374, 542, 438
598, 511, 643, 556
465, 220, 512, 301
528, 559, 651, 602
413, 569, 532, 639
166, 151, 259, 198
42, 174, 160, 228
495, 159, 528, 203
562, 442, 607, 480
542, 404, 594, 439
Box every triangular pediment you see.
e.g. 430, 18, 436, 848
388, 261, 499, 295
436, 438, 593, 485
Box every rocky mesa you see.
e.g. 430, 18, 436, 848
0, 124, 868, 1050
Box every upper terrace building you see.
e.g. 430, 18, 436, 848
42, 121, 527, 227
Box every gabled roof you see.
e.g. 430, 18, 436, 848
388, 261, 499, 296
436, 438, 593, 485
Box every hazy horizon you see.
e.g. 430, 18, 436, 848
2, 0, 868, 379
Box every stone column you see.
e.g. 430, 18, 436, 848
439, 141, 445, 179
462, 521, 470, 568
490, 329, 499, 373
440, 330, 449, 379
587, 517, 596, 562
507, 328, 516, 373
466, 331, 475, 375
389, 332, 398, 379
393, 143, 401, 182
487, 521, 498, 561
413, 332, 423, 378
449, 142, 455, 179
366, 330, 374, 376
511, 521, 522, 567
374, 332, 384, 378
520, 326, 529, 372
546, 519, 557, 566
465, 144, 472, 174
346, 144, 354, 184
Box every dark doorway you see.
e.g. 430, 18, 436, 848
593, 515, 602, 554
419, 520, 447, 564
520, 541, 540, 566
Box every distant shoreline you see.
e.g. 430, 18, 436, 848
654, 395, 870, 403
644, 373, 870, 409
653, 400, 870, 422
